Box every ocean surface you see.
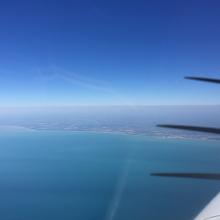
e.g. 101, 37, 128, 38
0, 130, 220, 220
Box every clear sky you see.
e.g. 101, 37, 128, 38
0, 0, 220, 106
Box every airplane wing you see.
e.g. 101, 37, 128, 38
151, 173, 220, 219
194, 192, 220, 220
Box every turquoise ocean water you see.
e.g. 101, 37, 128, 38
0, 130, 220, 220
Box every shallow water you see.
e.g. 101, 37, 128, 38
0, 131, 219, 220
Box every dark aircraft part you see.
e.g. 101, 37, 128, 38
185, 76, 220, 84
153, 76, 220, 184
157, 124, 220, 134
151, 173, 220, 181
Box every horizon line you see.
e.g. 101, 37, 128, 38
0, 104, 220, 108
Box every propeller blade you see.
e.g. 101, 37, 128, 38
151, 173, 220, 181
185, 76, 220, 84
157, 124, 220, 134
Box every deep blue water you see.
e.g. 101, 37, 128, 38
0, 131, 220, 220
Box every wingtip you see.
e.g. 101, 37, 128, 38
184, 76, 201, 81
157, 124, 175, 128
157, 124, 166, 127
184, 76, 191, 79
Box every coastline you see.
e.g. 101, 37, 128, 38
1, 125, 219, 143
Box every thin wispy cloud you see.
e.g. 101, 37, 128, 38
34, 66, 139, 108
35, 66, 114, 93
0, 65, 140, 108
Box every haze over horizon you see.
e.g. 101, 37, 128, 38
1, 0, 220, 106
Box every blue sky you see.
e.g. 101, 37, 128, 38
0, 0, 220, 106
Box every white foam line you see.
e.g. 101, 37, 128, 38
105, 158, 132, 220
